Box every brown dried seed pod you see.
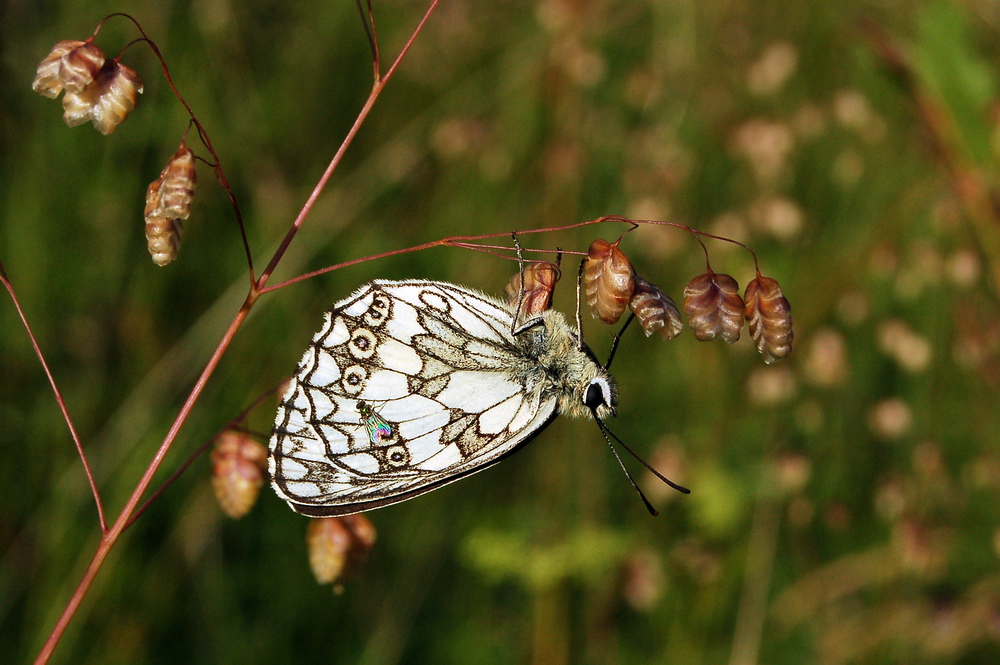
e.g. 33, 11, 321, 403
583, 238, 635, 324
341, 513, 377, 551
744, 274, 793, 363
61, 61, 143, 135
143, 145, 196, 266
307, 517, 352, 585
629, 276, 683, 341
683, 271, 744, 343
307, 514, 378, 586
210, 430, 268, 519
145, 216, 183, 267
32, 40, 90, 98
504, 261, 560, 318
58, 42, 106, 94
149, 145, 197, 219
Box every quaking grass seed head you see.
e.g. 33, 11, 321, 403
630, 276, 683, 341
33, 40, 106, 98
149, 144, 197, 219
31, 40, 104, 99
61, 60, 143, 134
683, 270, 745, 344
306, 514, 377, 587
583, 238, 635, 324
211, 430, 268, 519
504, 261, 560, 317
144, 144, 196, 266
744, 274, 793, 363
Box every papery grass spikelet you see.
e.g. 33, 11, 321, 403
341, 514, 377, 552
144, 143, 196, 266
33, 40, 85, 98
307, 514, 377, 588
307, 517, 351, 585
504, 261, 560, 318
144, 215, 183, 267
210, 430, 268, 519
683, 270, 744, 343
61, 60, 143, 134
150, 144, 197, 219
629, 276, 683, 341
33, 40, 105, 98
57, 42, 106, 94
583, 238, 635, 324
744, 272, 793, 363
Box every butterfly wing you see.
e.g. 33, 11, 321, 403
269, 280, 559, 516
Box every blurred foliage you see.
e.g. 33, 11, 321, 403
3, 0, 1000, 663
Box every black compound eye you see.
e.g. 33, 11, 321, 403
584, 380, 607, 410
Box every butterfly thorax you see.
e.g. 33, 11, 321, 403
513, 309, 618, 421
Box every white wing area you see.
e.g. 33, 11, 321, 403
268, 280, 559, 516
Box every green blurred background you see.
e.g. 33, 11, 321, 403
3, 0, 1000, 663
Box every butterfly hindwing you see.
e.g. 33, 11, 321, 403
269, 280, 560, 516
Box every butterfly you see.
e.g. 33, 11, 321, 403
268, 279, 684, 517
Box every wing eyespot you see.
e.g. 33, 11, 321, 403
385, 445, 410, 468
342, 365, 368, 395
349, 329, 377, 359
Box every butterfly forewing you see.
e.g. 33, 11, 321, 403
269, 280, 565, 516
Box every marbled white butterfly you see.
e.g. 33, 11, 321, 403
269, 279, 675, 517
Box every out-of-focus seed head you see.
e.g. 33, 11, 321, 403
61, 61, 143, 135
144, 144, 196, 266
744, 274, 793, 363
583, 238, 635, 324
504, 261, 560, 318
629, 276, 683, 341
210, 430, 268, 519
341, 513, 377, 551
683, 271, 744, 343
307, 514, 377, 587
307, 517, 352, 585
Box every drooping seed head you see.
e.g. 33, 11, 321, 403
306, 514, 377, 586
630, 276, 683, 341
744, 274, 793, 363
32, 40, 103, 98
144, 144, 196, 266
211, 430, 268, 519
583, 238, 635, 324
504, 261, 560, 318
683, 271, 745, 343
61, 60, 143, 135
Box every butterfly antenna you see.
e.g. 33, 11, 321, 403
511, 231, 527, 334
605, 313, 636, 369
575, 259, 586, 351
597, 418, 690, 494
592, 415, 660, 515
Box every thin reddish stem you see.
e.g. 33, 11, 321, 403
0, 262, 107, 532
34, 296, 253, 665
